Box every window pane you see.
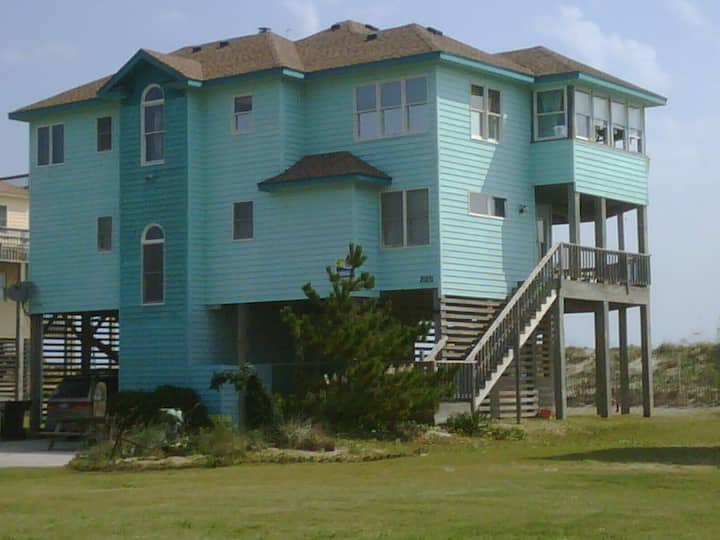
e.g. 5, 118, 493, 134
381, 191, 403, 247
382, 107, 403, 136
470, 110, 483, 138
594, 119, 609, 144
576, 114, 591, 139
97, 117, 112, 151
0, 206, 7, 228
575, 91, 591, 115
143, 244, 163, 274
97, 216, 112, 251
611, 102, 627, 125
628, 107, 643, 129
492, 197, 506, 218
234, 96, 252, 113
356, 85, 376, 112
470, 85, 484, 110
145, 105, 164, 133
235, 113, 253, 133
488, 89, 501, 114
537, 113, 566, 138
537, 90, 564, 113
593, 96, 609, 120
613, 126, 626, 150
406, 189, 429, 246
51, 124, 64, 164
146, 133, 164, 162
406, 77, 427, 104
144, 86, 164, 102
488, 115, 500, 141
357, 111, 379, 139
145, 225, 164, 241
628, 130, 643, 153
407, 103, 428, 133
143, 271, 164, 304
380, 81, 402, 108
233, 202, 253, 240
469, 192, 490, 215
37, 126, 49, 166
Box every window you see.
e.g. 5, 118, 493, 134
611, 101, 627, 150
535, 89, 567, 140
233, 201, 253, 240
233, 96, 253, 133
142, 85, 164, 164
97, 216, 112, 252
470, 85, 502, 141
97, 116, 112, 152
575, 91, 591, 140
0, 206, 7, 228
37, 124, 64, 165
380, 189, 429, 247
355, 77, 428, 140
593, 95, 610, 144
468, 192, 506, 218
142, 225, 164, 304
628, 106, 644, 153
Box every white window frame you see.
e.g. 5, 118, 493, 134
572, 88, 645, 155
231, 95, 254, 135
141, 224, 165, 305
141, 85, 165, 166
467, 192, 507, 220
574, 90, 592, 141
534, 88, 568, 141
354, 75, 429, 142
36, 123, 65, 167
97, 216, 113, 252
470, 84, 502, 143
379, 188, 430, 248
232, 201, 254, 241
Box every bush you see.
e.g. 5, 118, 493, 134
444, 411, 526, 440
193, 416, 246, 466
108, 385, 210, 431
271, 418, 335, 452
210, 368, 277, 430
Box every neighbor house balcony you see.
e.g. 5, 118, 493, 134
0, 228, 29, 263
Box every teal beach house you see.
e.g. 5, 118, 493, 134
9, 22, 666, 426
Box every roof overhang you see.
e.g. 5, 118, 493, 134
535, 72, 667, 106
258, 173, 391, 192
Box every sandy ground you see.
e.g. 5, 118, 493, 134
0, 439, 80, 468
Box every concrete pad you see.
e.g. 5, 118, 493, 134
0, 439, 79, 468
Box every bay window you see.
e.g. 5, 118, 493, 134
355, 77, 428, 140
574, 89, 645, 153
535, 89, 567, 140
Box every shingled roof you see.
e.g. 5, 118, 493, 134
11, 21, 663, 115
258, 151, 390, 191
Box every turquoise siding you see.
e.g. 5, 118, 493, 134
573, 141, 648, 205
437, 65, 538, 299
29, 104, 120, 314
530, 139, 574, 186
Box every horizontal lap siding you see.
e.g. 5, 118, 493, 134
304, 65, 440, 291
437, 66, 537, 300
29, 105, 120, 314
573, 141, 648, 205
530, 139, 574, 185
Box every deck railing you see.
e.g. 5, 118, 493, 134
440, 243, 651, 403
0, 228, 28, 263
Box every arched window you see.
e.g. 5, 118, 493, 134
142, 85, 164, 164
142, 225, 164, 304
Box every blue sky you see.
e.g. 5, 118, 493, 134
0, 0, 717, 346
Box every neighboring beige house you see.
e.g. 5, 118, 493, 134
0, 175, 29, 400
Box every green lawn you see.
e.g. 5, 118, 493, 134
1, 408, 719, 539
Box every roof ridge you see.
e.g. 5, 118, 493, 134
407, 23, 437, 50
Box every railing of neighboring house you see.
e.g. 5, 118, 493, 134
0, 228, 29, 263
438, 243, 651, 402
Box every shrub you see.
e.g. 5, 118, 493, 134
210, 368, 277, 431
271, 418, 335, 452
108, 386, 210, 431
444, 411, 489, 437
193, 416, 246, 466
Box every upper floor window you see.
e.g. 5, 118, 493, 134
0, 205, 7, 228
468, 192, 506, 218
142, 225, 164, 304
233, 96, 254, 134
37, 124, 64, 166
381, 188, 430, 248
97, 116, 112, 152
97, 216, 112, 252
355, 77, 428, 140
534, 89, 567, 141
470, 85, 502, 142
233, 201, 253, 240
573, 89, 644, 153
141, 85, 164, 165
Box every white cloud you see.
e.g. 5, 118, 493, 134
284, 0, 321, 36
0, 43, 78, 66
665, 0, 705, 28
536, 5, 670, 93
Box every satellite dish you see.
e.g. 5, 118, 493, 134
6, 281, 35, 303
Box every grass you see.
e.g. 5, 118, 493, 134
1, 408, 719, 539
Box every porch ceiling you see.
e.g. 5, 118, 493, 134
535, 184, 637, 225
